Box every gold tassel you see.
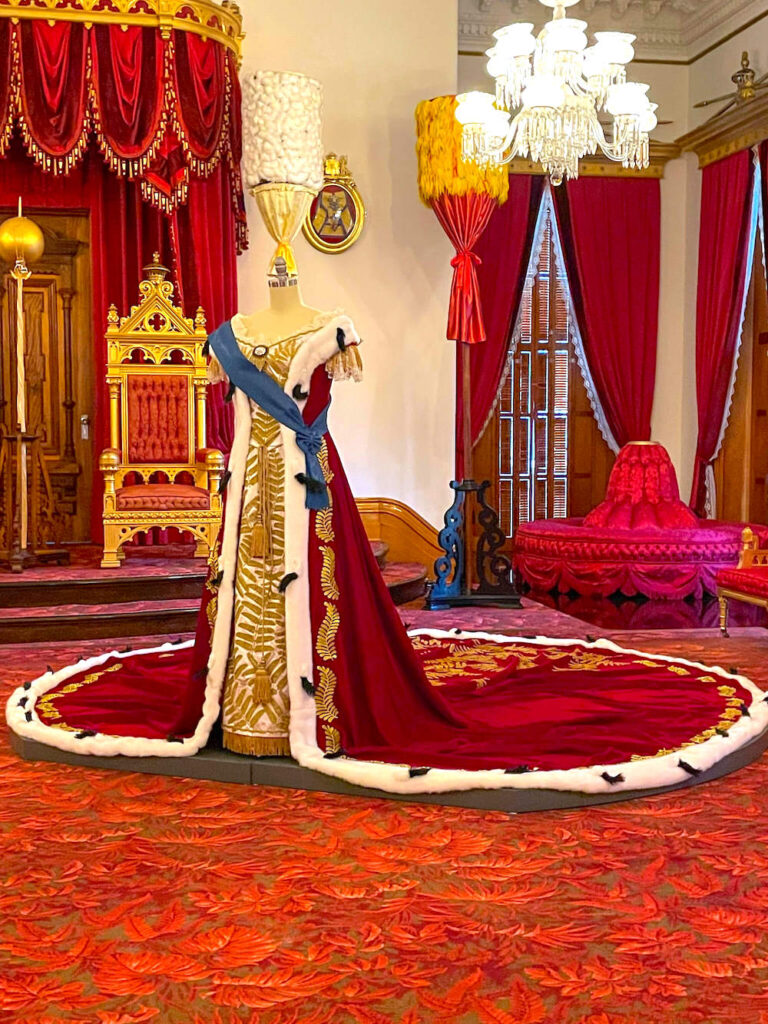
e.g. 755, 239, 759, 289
250, 522, 268, 558
252, 665, 273, 703
249, 449, 271, 558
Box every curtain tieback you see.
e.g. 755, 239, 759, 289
450, 249, 481, 270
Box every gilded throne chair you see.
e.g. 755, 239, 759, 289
99, 255, 224, 568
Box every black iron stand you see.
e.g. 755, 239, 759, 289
426, 478, 521, 610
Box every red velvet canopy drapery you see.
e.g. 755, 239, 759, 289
689, 149, 758, 517
0, 7, 246, 538
457, 175, 544, 477
553, 176, 661, 451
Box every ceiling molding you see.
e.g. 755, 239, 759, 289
458, 0, 764, 62
676, 91, 768, 166
505, 140, 680, 177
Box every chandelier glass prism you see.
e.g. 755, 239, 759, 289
456, 0, 657, 184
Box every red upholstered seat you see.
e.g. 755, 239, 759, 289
514, 442, 768, 600
716, 566, 768, 599
116, 484, 210, 511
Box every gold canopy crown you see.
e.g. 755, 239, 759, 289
0, 0, 243, 61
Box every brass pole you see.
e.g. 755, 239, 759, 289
11, 260, 31, 550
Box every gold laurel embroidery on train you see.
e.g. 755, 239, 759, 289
205, 534, 222, 628
317, 602, 340, 662
316, 507, 335, 543
37, 663, 125, 721
318, 440, 334, 484
320, 546, 340, 601
419, 644, 535, 688
631, 686, 745, 760
322, 723, 342, 754
667, 665, 690, 676
315, 666, 339, 723
553, 649, 626, 672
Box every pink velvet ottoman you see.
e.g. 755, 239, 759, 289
514, 443, 767, 600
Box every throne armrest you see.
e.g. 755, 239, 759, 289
99, 449, 121, 511
196, 448, 225, 494
99, 448, 121, 479
739, 526, 768, 568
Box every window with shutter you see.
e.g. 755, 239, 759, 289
498, 211, 571, 536
472, 199, 614, 548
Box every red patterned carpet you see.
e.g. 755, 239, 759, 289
2, 622, 768, 1023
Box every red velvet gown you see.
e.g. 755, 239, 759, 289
6, 316, 768, 795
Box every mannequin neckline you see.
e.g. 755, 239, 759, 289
230, 308, 344, 347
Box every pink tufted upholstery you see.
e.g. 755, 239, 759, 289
514, 442, 768, 599
116, 484, 210, 511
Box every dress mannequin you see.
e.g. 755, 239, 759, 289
236, 258, 325, 341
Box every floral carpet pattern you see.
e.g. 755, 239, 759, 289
2, 628, 768, 1022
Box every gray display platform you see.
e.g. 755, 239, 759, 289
10, 726, 768, 814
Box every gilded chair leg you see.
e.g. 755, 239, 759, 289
194, 538, 208, 558
718, 594, 730, 638
101, 526, 122, 568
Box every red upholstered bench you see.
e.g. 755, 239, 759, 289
716, 528, 768, 636
514, 442, 768, 600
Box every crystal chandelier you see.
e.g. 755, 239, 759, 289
456, 0, 657, 185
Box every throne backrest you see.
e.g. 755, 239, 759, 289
105, 254, 208, 484
125, 370, 191, 465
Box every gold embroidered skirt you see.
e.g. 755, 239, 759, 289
222, 416, 290, 756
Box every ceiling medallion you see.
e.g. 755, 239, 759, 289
456, 0, 657, 184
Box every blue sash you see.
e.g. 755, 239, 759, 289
207, 321, 330, 510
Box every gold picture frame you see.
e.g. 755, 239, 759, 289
303, 153, 365, 254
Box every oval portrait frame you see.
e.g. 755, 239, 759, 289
303, 154, 366, 254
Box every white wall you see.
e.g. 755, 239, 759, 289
237, 0, 458, 526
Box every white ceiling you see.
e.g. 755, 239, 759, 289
459, 0, 766, 61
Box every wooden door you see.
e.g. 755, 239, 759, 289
0, 211, 94, 542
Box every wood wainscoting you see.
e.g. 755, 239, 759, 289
356, 497, 441, 580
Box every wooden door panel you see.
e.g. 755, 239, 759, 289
0, 211, 93, 542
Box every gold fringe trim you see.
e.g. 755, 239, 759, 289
415, 95, 508, 206
223, 731, 291, 757
0, 21, 248, 246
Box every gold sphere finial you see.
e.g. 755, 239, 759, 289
143, 251, 170, 282
0, 198, 45, 268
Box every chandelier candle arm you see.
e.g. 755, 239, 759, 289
460, 0, 656, 184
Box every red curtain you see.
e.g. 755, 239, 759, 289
0, 144, 236, 539
0, 13, 243, 541
455, 175, 544, 478
689, 150, 756, 516
91, 26, 164, 158
1, 18, 246, 246
432, 192, 496, 346
553, 177, 660, 450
